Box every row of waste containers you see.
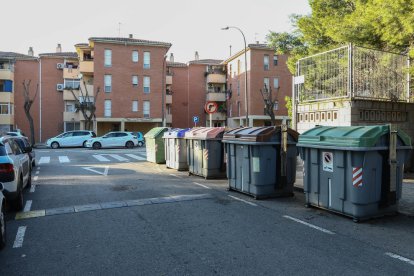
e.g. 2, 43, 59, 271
144, 125, 412, 222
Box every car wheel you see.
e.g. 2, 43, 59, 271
92, 142, 102, 150
51, 142, 59, 149
138, 141, 144, 147
25, 168, 32, 189
12, 176, 24, 211
32, 159, 36, 168
0, 202, 6, 250
83, 141, 87, 148
125, 141, 134, 149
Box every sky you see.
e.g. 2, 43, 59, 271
3, 0, 311, 62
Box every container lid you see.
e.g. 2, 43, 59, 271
184, 127, 226, 140
298, 125, 411, 149
144, 127, 169, 139
163, 128, 191, 138
222, 126, 299, 144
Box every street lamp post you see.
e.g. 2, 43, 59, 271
221, 26, 249, 126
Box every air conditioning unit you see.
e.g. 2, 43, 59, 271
56, 84, 64, 91
56, 63, 64, 70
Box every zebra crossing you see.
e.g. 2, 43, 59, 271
38, 153, 146, 164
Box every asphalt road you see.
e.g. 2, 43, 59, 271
1, 147, 413, 275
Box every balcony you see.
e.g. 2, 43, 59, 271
166, 94, 172, 104
0, 69, 14, 81
166, 75, 172, 85
63, 112, 81, 122
206, 73, 226, 84
166, 114, 172, 124
206, 92, 226, 102
63, 85, 94, 100
63, 67, 80, 79
0, 92, 13, 103
79, 60, 94, 74
0, 114, 14, 125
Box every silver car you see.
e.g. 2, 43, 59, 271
0, 182, 6, 250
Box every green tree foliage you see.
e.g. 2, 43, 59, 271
267, 0, 414, 74
285, 96, 293, 118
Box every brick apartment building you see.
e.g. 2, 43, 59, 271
223, 43, 291, 127
167, 52, 227, 128
2, 37, 292, 143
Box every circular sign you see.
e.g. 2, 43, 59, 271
204, 101, 218, 114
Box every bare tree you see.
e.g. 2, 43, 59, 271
69, 80, 100, 131
260, 84, 278, 126
22, 80, 39, 145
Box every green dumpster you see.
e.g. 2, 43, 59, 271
144, 127, 169, 164
297, 125, 412, 222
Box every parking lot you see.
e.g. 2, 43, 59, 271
0, 147, 413, 275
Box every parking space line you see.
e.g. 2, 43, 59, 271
23, 200, 32, 212
29, 184, 36, 193
38, 157, 50, 164
13, 226, 27, 248
33, 176, 38, 181
385, 252, 414, 266
169, 174, 182, 178
283, 215, 335, 235
193, 182, 211, 189
228, 195, 258, 206
59, 156, 70, 163
125, 154, 146, 161
93, 155, 110, 162
108, 154, 129, 162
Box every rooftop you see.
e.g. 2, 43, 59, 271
0, 51, 37, 60
39, 52, 78, 59
188, 59, 223, 65
166, 61, 187, 68
89, 37, 172, 48
222, 43, 275, 64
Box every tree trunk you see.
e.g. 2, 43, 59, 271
24, 108, 35, 145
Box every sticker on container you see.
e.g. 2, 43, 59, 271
352, 167, 363, 187
322, 152, 333, 172
252, 157, 260, 173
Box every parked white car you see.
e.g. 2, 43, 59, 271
46, 130, 96, 149
0, 136, 31, 211
85, 132, 138, 149
0, 182, 6, 250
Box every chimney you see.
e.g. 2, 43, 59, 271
169, 53, 174, 62
195, 51, 199, 61
56, 44, 62, 53
28, 47, 34, 57
129, 34, 133, 39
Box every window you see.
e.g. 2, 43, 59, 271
264, 78, 270, 90
273, 102, 279, 111
143, 52, 150, 69
273, 78, 279, 89
229, 103, 232, 117
237, 80, 240, 96
64, 122, 80, 132
132, 75, 138, 87
0, 104, 10, 115
104, 75, 112, 92
237, 101, 241, 117
132, 51, 139, 62
64, 79, 80, 90
143, 101, 150, 118
264, 55, 270, 70
143, 76, 150, 93
237, 60, 241, 74
66, 102, 76, 112
273, 55, 278, 66
104, 100, 111, 117
104, 49, 112, 67
229, 64, 232, 77
132, 101, 138, 112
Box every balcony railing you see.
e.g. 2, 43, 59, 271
63, 67, 80, 79
206, 91, 226, 102
63, 85, 94, 100
166, 94, 172, 104
166, 75, 172, 85
206, 73, 226, 84
166, 114, 172, 123
63, 112, 81, 122
79, 60, 94, 74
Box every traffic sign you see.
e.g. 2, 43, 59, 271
193, 116, 199, 123
204, 101, 218, 114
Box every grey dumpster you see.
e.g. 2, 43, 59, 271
185, 127, 226, 179
297, 125, 412, 222
223, 126, 299, 199
163, 128, 191, 171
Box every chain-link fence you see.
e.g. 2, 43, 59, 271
295, 45, 411, 103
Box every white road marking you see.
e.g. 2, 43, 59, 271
125, 154, 146, 161
228, 195, 258, 206
33, 176, 38, 181
59, 156, 70, 163
13, 226, 27, 248
29, 184, 36, 193
283, 215, 335, 235
93, 155, 110, 162
385, 252, 414, 266
108, 154, 128, 162
193, 182, 211, 189
83, 166, 109, 176
38, 157, 50, 164
23, 200, 32, 212
169, 174, 182, 178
